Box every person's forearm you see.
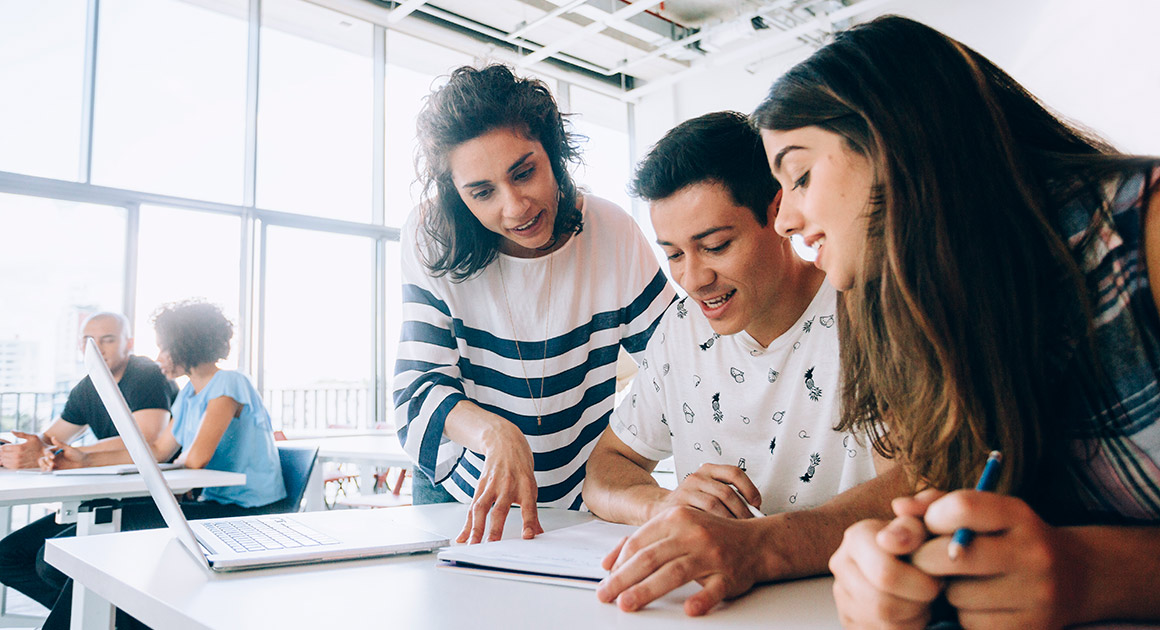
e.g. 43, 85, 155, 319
70, 448, 133, 467
79, 437, 126, 453
443, 399, 518, 454
1063, 525, 1160, 625
584, 451, 669, 525
758, 466, 909, 580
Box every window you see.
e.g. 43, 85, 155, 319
256, 0, 374, 221
0, 0, 87, 180
134, 205, 242, 370
0, 0, 641, 433
383, 30, 473, 227
89, 0, 248, 203
570, 85, 632, 214
0, 194, 125, 432
262, 226, 374, 430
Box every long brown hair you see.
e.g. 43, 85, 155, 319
753, 15, 1159, 501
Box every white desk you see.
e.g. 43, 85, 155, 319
45, 504, 842, 630
282, 434, 410, 510
0, 468, 245, 629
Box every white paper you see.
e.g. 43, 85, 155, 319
54, 462, 182, 476
436, 520, 637, 585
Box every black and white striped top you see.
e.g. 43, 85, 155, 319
394, 195, 675, 509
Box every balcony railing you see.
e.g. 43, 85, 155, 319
263, 387, 372, 432
1, 387, 374, 434
0, 391, 67, 434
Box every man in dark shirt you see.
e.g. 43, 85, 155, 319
0, 312, 177, 610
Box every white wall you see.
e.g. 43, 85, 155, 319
634, 0, 1160, 155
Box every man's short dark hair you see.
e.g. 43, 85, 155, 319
629, 111, 779, 225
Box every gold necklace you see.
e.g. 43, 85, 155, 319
498, 252, 553, 426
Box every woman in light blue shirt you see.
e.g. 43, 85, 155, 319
153, 299, 285, 509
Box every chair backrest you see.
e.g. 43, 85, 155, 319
269, 445, 318, 513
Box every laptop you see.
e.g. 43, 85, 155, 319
83, 338, 449, 571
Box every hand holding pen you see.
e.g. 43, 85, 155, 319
947, 450, 1003, 560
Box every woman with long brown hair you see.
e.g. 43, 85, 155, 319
754, 15, 1160, 628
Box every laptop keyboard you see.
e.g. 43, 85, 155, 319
202, 517, 339, 553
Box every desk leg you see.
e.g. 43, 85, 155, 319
305, 465, 324, 511
70, 506, 122, 630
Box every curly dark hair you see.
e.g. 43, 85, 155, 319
414, 64, 584, 281
152, 300, 233, 371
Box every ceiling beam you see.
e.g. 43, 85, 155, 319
606, 0, 799, 76
504, 0, 589, 42
386, 0, 427, 24
625, 0, 896, 100
516, 0, 665, 68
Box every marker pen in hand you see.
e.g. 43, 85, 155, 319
947, 450, 1003, 560
731, 486, 763, 518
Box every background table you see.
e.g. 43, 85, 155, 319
281, 434, 410, 510
0, 467, 245, 628
46, 504, 843, 630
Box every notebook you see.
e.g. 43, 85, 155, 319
55, 462, 181, 476
437, 519, 637, 589
84, 338, 449, 572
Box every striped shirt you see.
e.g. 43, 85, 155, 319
1051, 166, 1160, 524
394, 195, 675, 509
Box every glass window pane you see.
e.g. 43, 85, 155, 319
384, 31, 473, 228
257, 0, 373, 222
383, 239, 401, 423
0, 0, 87, 180
263, 227, 373, 430
0, 194, 125, 432
571, 86, 632, 214
134, 205, 241, 371
89, 0, 248, 204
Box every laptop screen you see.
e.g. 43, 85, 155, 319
84, 338, 210, 566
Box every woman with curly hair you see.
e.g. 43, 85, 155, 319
150, 300, 285, 508
394, 64, 674, 544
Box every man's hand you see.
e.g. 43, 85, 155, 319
596, 505, 766, 616
457, 421, 543, 544
651, 463, 761, 520
0, 431, 48, 469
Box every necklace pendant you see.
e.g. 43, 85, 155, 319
536, 415, 541, 426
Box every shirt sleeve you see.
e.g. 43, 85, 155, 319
124, 359, 178, 413
200, 372, 261, 421
617, 212, 676, 361
611, 319, 674, 463
59, 378, 94, 426
392, 217, 469, 484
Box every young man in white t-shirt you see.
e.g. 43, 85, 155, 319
583, 112, 908, 616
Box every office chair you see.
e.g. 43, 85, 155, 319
267, 445, 319, 513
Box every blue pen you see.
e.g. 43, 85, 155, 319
947, 450, 1003, 560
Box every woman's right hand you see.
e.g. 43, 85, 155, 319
829, 489, 945, 629
457, 420, 543, 544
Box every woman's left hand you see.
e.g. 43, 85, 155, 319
39, 437, 87, 471
910, 491, 1081, 630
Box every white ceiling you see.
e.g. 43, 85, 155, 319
371, 0, 897, 94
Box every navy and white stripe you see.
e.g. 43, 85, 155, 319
393, 195, 676, 509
